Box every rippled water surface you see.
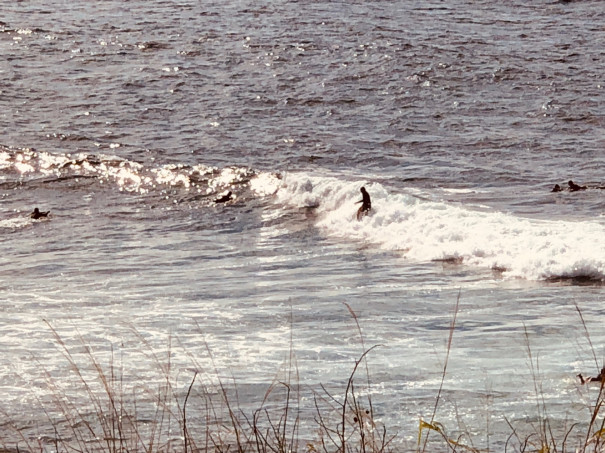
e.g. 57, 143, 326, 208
1, 1, 605, 451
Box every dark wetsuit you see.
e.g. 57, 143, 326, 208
356, 187, 371, 220
214, 191, 233, 203
578, 367, 605, 384
30, 208, 49, 219
568, 180, 587, 192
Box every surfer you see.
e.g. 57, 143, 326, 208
551, 184, 563, 192
214, 191, 233, 203
578, 367, 605, 384
356, 187, 371, 220
30, 208, 50, 219
568, 180, 587, 192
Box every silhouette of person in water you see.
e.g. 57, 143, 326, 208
568, 180, 587, 192
578, 367, 605, 385
356, 187, 371, 220
30, 208, 49, 219
551, 184, 563, 192
214, 191, 233, 203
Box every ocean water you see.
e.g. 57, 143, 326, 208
1, 0, 605, 451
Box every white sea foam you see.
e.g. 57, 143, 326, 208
275, 172, 605, 281
250, 172, 281, 196
440, 187, 490, 194
0, 217, 32, 229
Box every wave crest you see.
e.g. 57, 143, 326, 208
275, 172, 605, 282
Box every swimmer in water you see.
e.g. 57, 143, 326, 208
356, 187, 371, 220
214, 191, 233, 203
551, 184, 563, 192
568, 180, 587, 192
578, 367, 605, 385
30, 208, 50, 219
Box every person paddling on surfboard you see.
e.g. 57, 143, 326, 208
355, 187, 371, 220
30, 208, 50, 219
578, 367, 605, 384
214, 191, 233, 203
568, 180, 587, 192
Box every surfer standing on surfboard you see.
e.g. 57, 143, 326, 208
356, 187, 371, 220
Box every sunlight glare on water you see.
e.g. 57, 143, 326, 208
1, 0, 604, 451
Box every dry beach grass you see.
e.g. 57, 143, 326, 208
2, 300, 605, 453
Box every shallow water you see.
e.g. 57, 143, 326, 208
1, 0, 605, 451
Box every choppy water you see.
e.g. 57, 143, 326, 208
1, 0, 605, 451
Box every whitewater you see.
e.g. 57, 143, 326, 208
2, 0, 605, 451
275, 172, 605, 282
4, 147, 603, 283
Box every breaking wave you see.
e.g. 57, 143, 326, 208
0, 145, 267, 200
2, 146, 603, 282
273, 172, 605, 282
